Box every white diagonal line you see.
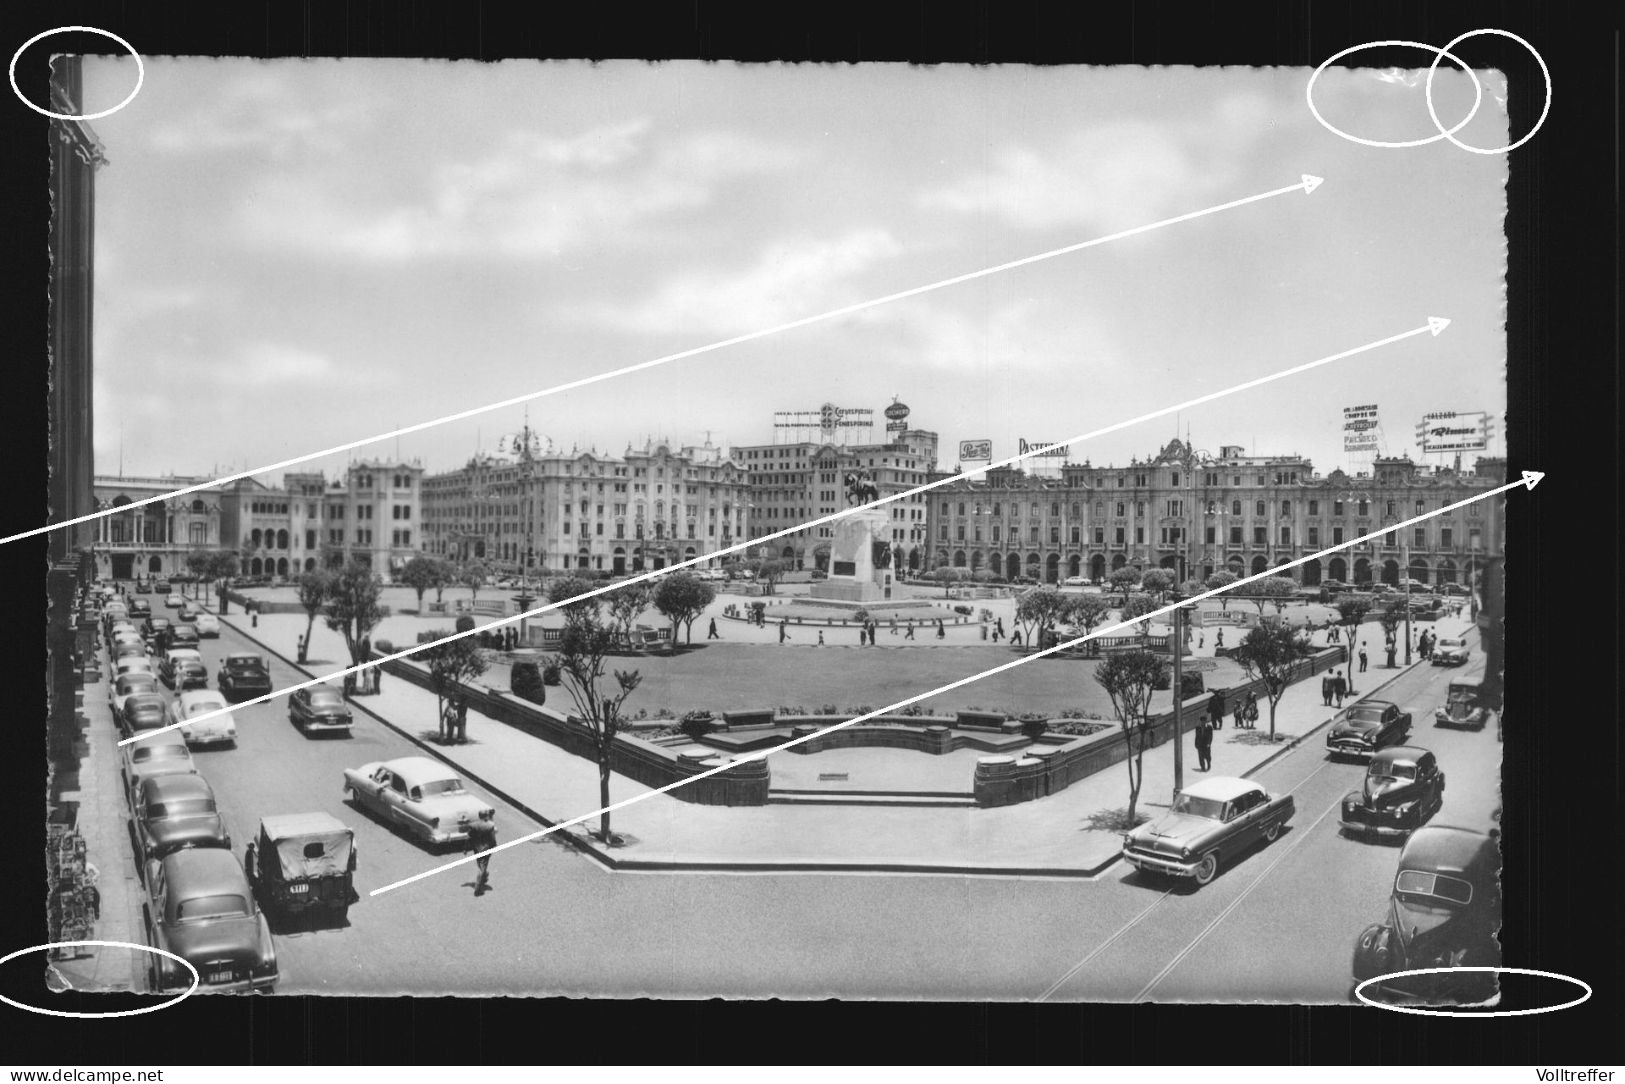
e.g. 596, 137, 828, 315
118, 317, 1439, 746
13, 175, 1323, 548
368, 474, 1532, 895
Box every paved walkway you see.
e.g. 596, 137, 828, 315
217, 601, 1475, 877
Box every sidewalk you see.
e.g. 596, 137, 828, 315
217, 604, 1475, 878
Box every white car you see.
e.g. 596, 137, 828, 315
343, 756, 494, 847
122, 733, 199, 807
115, 654, 155, 677
170, 689, 238, 748
164, 593, 186, 609
1063, 576, 1088, 587
1431, 637, 1471, 666
192, 612, 221, 637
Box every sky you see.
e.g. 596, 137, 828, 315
79, 59, 1509, 487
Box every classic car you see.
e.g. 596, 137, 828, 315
1340, 747, 1446, 839
1121, 776, 1294, 887
1431, 637, 1471, 666
177, 604, 200, 622
1326, 700, 1412, 760
117, 691, 170, 737
122, 733, 200, 806
144, 617, 173, 652
1351, 825, 1501, 1005
154, 579, 171, 593
168, 624, 201, 649
113, 640, 150, 662
115, 654, 156, 678
110, 671, 161, 716
134, 581, 152, 595
164, 592, 186, 609
1435, 680, 1489, 730
143, 846, 277, 994
342, 756, 495, 847
133, 773, 231, 862
159, 649, 209, 691
218, 653, 273, 701
128, 597, 151, 616
289, 685, 353, 736
169, 689, 239, 748
1439, 583, 1470, 597
193, 612, 221, 638
245, 813, 357, 921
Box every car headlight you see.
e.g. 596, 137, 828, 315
429, 817, 440, 828
1180, 846, 1191, 859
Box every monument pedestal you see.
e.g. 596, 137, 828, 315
810, 509, 890, 604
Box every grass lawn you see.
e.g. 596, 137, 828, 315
482, 643, 1250, 720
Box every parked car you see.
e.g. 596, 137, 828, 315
193, 612, 221, 638
115, 654, 156, 679
128, 598, 151, 616
218, 653, 273, 701
1327, 700, 1412, 760
117, 691, 170, 738
132, 774, 231, 861
1351, 825, 1501, 1005
143, 847, 277, 994
113, 640, 150, 662
245, 813, 357, 921
122, 733, 199, 806
1431, 636, 1470, 666
110, 671, 161, 718
1062, 576, 1088, 587
144, 616, 173, 652
154, 579, 171, 593
1340, 747, 1446, 840
168, 624, 201, 650
342, 756, 494, 847
164, 593, 185, 609
1435, 680, 1489, 730
176, 604, 200, 622
169, 689, 239, 748
1439, 583, 1470, 597
288, 685, 353, 736
134, 581, 152, 595
159, 649, 208, 691
1121, 776, 1294, 887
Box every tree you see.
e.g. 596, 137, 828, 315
1139, 568, 1174, 604
190, 549, 241, 614
1239, 575, 1297, 617
400, 556, 442, 612
1378, 598, 1408, 645
295, 568, 333, 662
1064, 594, 1113, 656
322, 562, 385, 674
1108, 566, 1141, 603
1336, 596, 1373, 691
1205, 569, 1241, 597
462, 560, 489, 601
1014, 585, 1068, 652
421, 629, 489, 741
755, 558, 786, 595
604, 581, 654, 647
546, 591, 642, 844
1094, 649, 1168, 827
430, 558, 456, 603
931, 566, 964, 596
1120, 592, 1159, 642
1229, 622, 1314, 740
653, 572, 716, 645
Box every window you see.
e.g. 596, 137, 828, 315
1386, 501, 1397, 516
1308, 500, 1319, 515
1280, 526, 1291, 544
992, 524, 1001, 543
957, 503, 965, 516
1030, 526, 1040, 543
1385, 531, 1397, 546
1357, 500, 1369, 516
1135, 527, 1144, 543
1116, 502, 1126, 517
1166, 500, 1182, 516
1281, 500, 1291, 515
1333, 526, 1345, 544
1094, 527, 1105, 544
1231, 500, 1242, 516
1171, 472, 1180, 486
1308, 526, 1319, 546
1255, 501, 1266, 516
1230, 526, 1243, 544
939, 525, 949, 541
1049, 526, 1060, 543
1051, 502, 1060, 517
1115, 527, 1125, 544
1253, 527, 1267, 544
1415, 500, 1425, 514
1333, 500, 1344, 515
956, 525, 965, 541
1205, 526, 1216, 544
1469, 528, 1482, 550
1441, 527, 1453, 547
1414, 527, 1426, 547
1070, 526, 1080, 544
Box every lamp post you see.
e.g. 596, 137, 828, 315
1171, 604, 1184, 800
1402, 541, 1414, 665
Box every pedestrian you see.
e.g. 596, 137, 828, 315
936, 619, 945, 639
1321, 673, 1334, 707
1359, 646, 1369, 672
1333, 670, 1348, 708
1244, 691, 1260, 729
995, 618, 1005, 638
1207, 691, 1225, 731
904, 623, 915, 640
250, 600, 258, 628
1216, 629, 1225, 649
992, 626, 1001, 643
889, 618, 898, 636
1198, 633, 1204, 649
1386, 643, 1397, 668
707, 618, 719, 640
464, 817, 497, 894
779, 620, 789, 644
1194, 720, 1213, 772
980, 623, 988, 641
1011, 629, 1022, 647
374, 665, 383, 693
817, 630, 825, 646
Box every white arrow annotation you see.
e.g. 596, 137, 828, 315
9, 174, 1330, 549
365, 468, 1538, 898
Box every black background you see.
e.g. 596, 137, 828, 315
0, 0, 1617, 1067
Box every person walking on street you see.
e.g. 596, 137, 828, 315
1194, 720, 1213, 771
1321, 673, 1334, 707
1359, 646, 1369, 672
995, 618, 1005, 639
1245, 691, 1260, 729
904, 622, 915, 640
1216, 629, 1225, 650
707, 618, 719, 640
889, 618, 898, 636
1207, 691, 1225, 732
1333, 670, 1348, 708
1386, 643, 1397, 668
464, 817, 497, 894
817, 630, 825, 646
936, 619, 945, 639
779, 620, 789, 644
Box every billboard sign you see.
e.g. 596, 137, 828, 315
1017, 438, 1070, 459
958, 439, 992, 462
1415, 411, 1490, 453
1343, 404, 1381, 451
1345, 432, 1381, 451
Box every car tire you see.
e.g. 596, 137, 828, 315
1192, 852, 1219, 886
1264, 820, 1282, 843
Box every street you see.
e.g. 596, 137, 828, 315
98, 610, 1499, 1000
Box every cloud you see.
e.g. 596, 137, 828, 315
582, 228, 905, 337
853, 295, 1126, 378
241, 125, 811, 261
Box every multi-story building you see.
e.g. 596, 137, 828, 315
734, 403, 938, 573
90, 475, 224, 580
926, 438, 1506, 588
419, 440, 749, 575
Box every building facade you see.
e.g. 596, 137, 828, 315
734, 420, 938, 573
926, 438, 1506, 587
90, 475, 224, 580
420, 441, 749, 575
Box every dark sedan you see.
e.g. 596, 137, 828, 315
1340, 746, 1446, 840
143, 847, 277, 994
218, 653, 273, 701
117, 691, 170, 738
160, 657, 210, 692
133, 774, 232, 862
1327, 700, 1412, 760
1352, 825, 1501, 1005
288, 685, 353, 736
